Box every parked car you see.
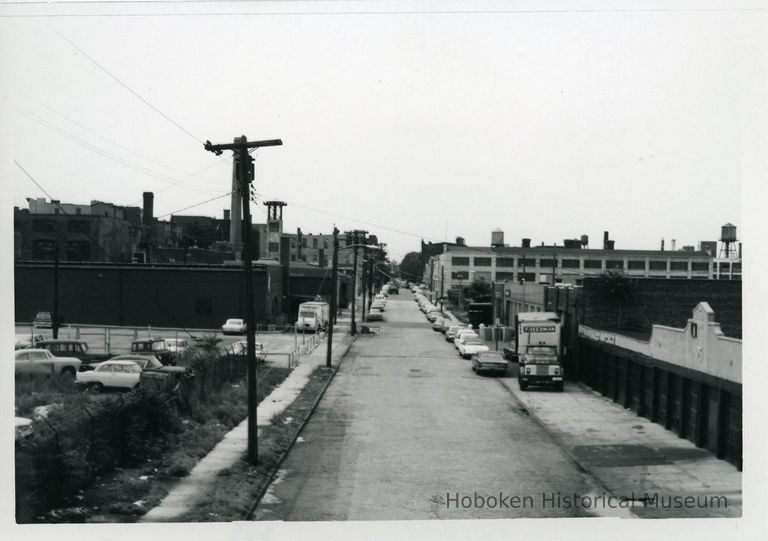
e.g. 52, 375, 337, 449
426, 310, 442, 322
37, 339, 113, 370
432, 317, 447, 332
165, 338, 190, 355
33, 311, 53, 328
367, 307, 384, 321
458, 335, 490, 359
15, 334, 45, 350
471, 351, 509, 375
371, 300, 386, 311
221, 318, 247, 335
445, 325, 470, 342
130, 338, 175, 365
389, 286, 399, 294
76, 359, 143, 392
225, 340, 265, 357
454, 328, 479, 349
15, 348, 81, 377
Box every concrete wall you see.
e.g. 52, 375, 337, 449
579, 302, 741, 384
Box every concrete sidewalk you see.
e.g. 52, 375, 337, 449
502, 375, 741, 518
140, 326, 354, 522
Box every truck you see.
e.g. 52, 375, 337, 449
513, 312, 564, 392
295, 301, 330, 333
37, 339, 114, 370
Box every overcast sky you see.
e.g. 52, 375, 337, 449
1, 0, 763, 261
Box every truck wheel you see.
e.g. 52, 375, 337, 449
61, 367, 76, 379
555, 381, 564, 392
87, 382, 103, 393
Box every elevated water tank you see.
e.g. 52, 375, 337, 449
580, 234, 589, 248
455, 236, 466, 246
491, 228, 504, 247
721, 223, 737, 242
521, 238, 531, 248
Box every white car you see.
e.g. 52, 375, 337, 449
76, 359, 143, 392
15, 348, 81, 376
221, 318, 247, 335
454, 329, 478, 349
457, 335, 490, 359
165, 338, 190, 354
367, 307, 384, 321
225, 340, 265, 356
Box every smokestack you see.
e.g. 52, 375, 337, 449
671, 239, 676, 251
223, 209, 230, 221
455, 236, 465, 246
603, 231, 609, 249
142, 192, 154, 226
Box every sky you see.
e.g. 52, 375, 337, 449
0, 0, 763, 262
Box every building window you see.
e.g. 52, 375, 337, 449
495, 272, 515, 281
497, 257, 515, 267
670, 261, 688, 271
519, 272, 536, 282
519, 257, 536, 267
32, 219, 55, 232
562, 259, 580, 269
67, 220, 90, 234
268, 222, 280, 232
627, 260, 646, 270
691, 262, 710, 272
606, 260, 624, 270
732, 263, 742, 272
324, 239, 329, 249
268, 242, 279, 253
649, 260, 667, 271
313, 238, 318, 249
451, 271, 469, 280
539, 259, 556, 268
452, 257, 470, 266
584, 259, 602, 269
75, 208, 82, 215
302, 238, 307, 248
195, 299, 213, 314
474, 257, 492, 267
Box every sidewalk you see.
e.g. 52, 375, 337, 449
502, 376, 741, 518
140, 325, 354, 522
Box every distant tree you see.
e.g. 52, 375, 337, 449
400, 251, 426, 283
596, 270, 635, 329
463, 278, 492, 302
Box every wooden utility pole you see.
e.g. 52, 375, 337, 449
346, 230, 367, 335
52, 240, 60, 339
326, 227, 339, 368
204, 135, 282, 465
361, 244, 368, 322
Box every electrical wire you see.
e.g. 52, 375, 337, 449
13, 160, 200, 338
156, 191, 233, 218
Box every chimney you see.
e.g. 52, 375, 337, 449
671, 239, 676, 251
661, 238, 665, 251
603, 231, 609, 249
606, 240, 615, 250
142, 192, 154, 226
223, 209, 230, 221
522, 238, 531, 248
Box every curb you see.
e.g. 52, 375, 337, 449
244, 335, 356, 520
496, 377, 640, 519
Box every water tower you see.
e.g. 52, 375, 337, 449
580, 234, 589, 249
491, 228, 504, 248
719, 223, 738, 258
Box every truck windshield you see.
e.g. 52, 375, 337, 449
300, 311, 316, 318
525, 353, 558, 364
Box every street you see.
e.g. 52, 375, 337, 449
254, 292, 603, 520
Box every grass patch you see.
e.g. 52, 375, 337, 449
179, 365, 337, 522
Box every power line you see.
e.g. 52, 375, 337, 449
58, 33, 204, 144
13, 160, 200, 338
14, 105, 222, 195
157, 191, 232, 218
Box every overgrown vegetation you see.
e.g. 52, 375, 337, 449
595, 270, 637, 329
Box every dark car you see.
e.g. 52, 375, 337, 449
130, 338, 175, 365
471, 351, 509, 375
37, 339, 113, 370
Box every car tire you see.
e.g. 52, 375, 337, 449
555, 381, 564, 392
87, 382, 103, 393
61, 366, 76, 379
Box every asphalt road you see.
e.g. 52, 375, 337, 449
254, 292, 602, 521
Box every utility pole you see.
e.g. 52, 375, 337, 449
52, 239, 60, 339
440, 263, 445, 313
326, 227, 339, 368
204, 135, 282, 465
346, 230, 367, 335
361, 245, 367, 322
552, 243, 557, 286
